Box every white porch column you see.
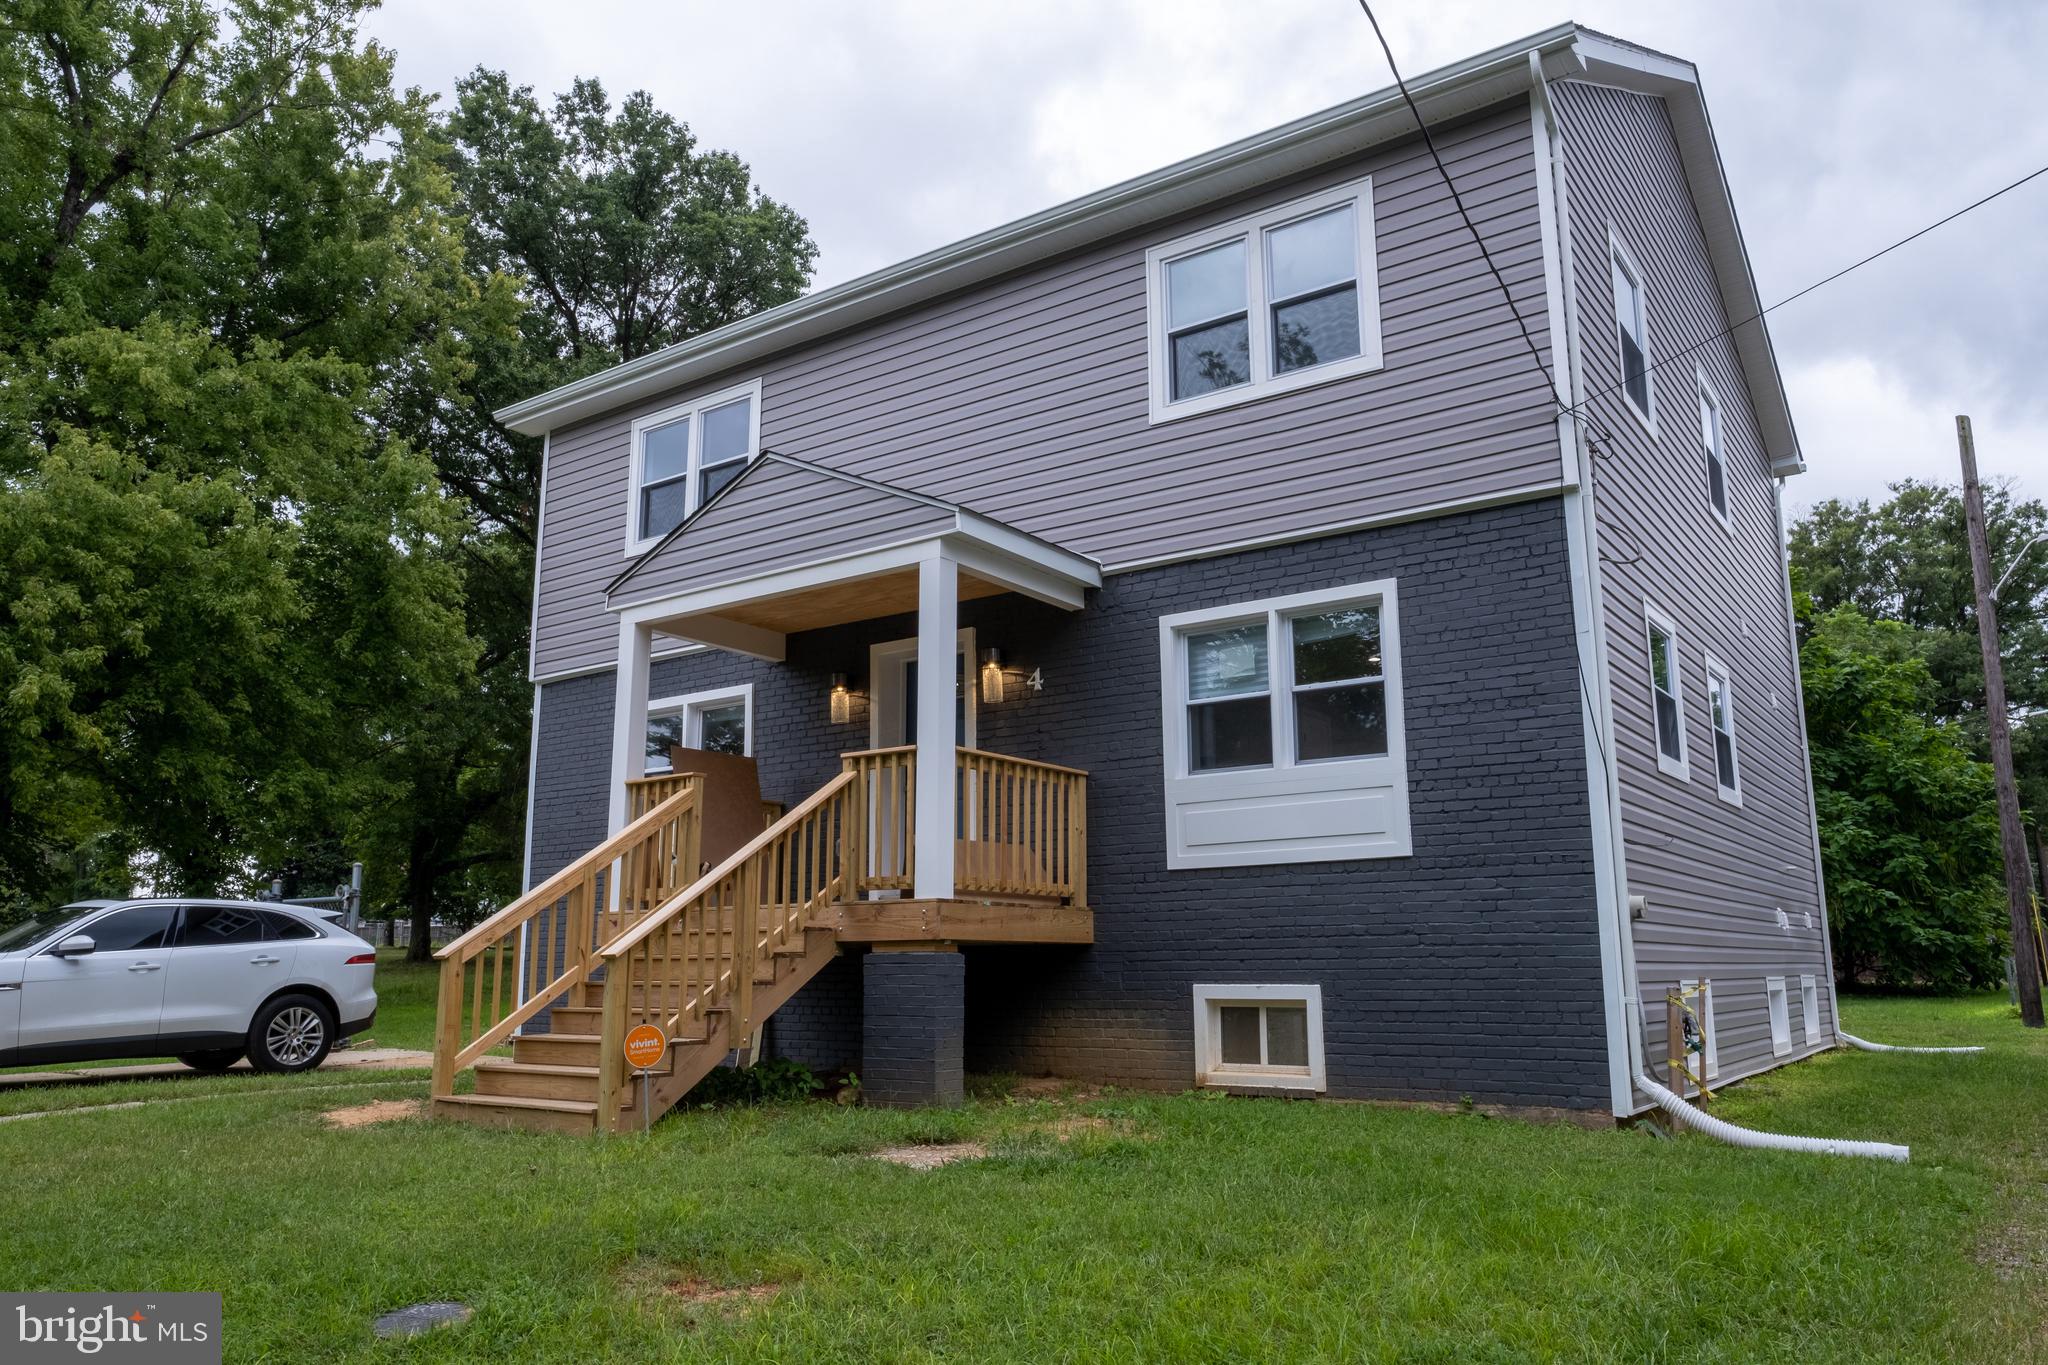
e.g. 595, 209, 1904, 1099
913, 550, 958, 901
607, 619, 654, 837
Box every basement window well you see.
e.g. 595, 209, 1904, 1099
1192, 984, 1326, 1092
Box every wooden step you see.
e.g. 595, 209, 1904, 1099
547, 1005, 602, 1036
432, 1093, 599, 1136
474, 1058, 601, 1102
514, 1034, 599, 1067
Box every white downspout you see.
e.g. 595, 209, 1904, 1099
1837, 1033, 1984, 1055
1533, 57, 1912, 1163
1635, 1072, 1910, 1161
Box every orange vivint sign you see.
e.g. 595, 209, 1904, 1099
623, 1024, 667, 1071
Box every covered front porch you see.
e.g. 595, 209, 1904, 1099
605, 452, 1105, 915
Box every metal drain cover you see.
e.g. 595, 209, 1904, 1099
373, 1301, 472, 1339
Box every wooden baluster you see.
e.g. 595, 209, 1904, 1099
1072, 774, 1088, 904
468, 949, 483, 1047
490, 938, 505, 1032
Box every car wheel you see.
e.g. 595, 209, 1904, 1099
248, 994, 334, 1074
176, 1049, 243, 1073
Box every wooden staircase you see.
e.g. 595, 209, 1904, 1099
430, 747, 1089, 1135
434, 920, 841, 1134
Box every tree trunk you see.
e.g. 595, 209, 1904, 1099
403, 829, 438, 964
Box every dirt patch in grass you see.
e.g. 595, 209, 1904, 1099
870, 1141, 987, 1169
1006, 1076, 1105, 1103
665, 1278, 781, 1307
322, 1099, 423, 1129
620, 1262, 784, 1324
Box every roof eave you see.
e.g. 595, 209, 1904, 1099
496, 22, 1587, 437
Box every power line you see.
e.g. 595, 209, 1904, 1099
1570, 159, 2048, 414
1354, 0, 1556, 402
1352, 1, 2048, 433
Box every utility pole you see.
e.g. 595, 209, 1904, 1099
1957, 414, 2043, 1027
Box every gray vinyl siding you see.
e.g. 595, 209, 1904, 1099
532, 101, 1562, 679
1555, 80, 1835, 1089
610, 459, 954, 609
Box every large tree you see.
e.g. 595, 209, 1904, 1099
1799, 603, 2008, 988
1790, 478, 2048, 822
361, 69, 816, 958
0, 0, 495, 909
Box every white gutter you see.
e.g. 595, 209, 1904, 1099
1636, 1073, 1911, 1162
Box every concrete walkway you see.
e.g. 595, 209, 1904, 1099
0, 1047, 432, 1090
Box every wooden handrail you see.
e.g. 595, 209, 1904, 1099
600, 769, 858, 960
437, 781, 700, 963
593, 767, 864, 1125
954, 745, 1091, 778
432, 779, 701, 1098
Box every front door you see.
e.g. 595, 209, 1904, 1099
18, 904, 177, 1054
867, 631, 975, 891
870, 632, 975, 749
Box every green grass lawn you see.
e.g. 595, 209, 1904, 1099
0, 993, 2040, 1362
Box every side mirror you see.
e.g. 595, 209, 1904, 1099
51, 935, 96, 958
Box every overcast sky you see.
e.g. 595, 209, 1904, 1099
366, 0, 2047, 514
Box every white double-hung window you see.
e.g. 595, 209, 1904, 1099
625, 379, 762, 553
1644, 604, 1688, 780
1145, 178, 1384, 422
1704, 654, 1740, 803
1697, 368, 1730, 526
1159, 580, 1410, 868
644, 684, 752, 774
1610, 228, 1653, 429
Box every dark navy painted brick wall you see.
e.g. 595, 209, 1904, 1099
526, 496, 1609, 1107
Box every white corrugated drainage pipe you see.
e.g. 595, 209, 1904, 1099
1635, 1073, 1911, 1162
1837, 1031, 1984, 1055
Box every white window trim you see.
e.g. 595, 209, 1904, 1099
1145, 177, 1385, 424
1643, 601, 1689, 782
1682, 978, 1720, 1081
1191, 983, 1326, 1092
644, 682, 754, 773
1159, 579, 1410, 868
1703, 652, 1741, 806
1607, 225, 1656, 437
623, 377, 764, 556
1766, 976, 1792, 1057
1800, 974, 1820, 1046
1695, 365, 1733, 534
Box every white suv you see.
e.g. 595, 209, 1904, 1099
0, 899, 378, 1073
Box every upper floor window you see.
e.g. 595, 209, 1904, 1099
1145, 179, 1384, 423
1159, 580, 1410, 867
1644, 604, 1687, 780
626, 379, 762, 553
1610, 229, 1653, 428
1704, 655, 1740, 804
1697, 369, 1730, 527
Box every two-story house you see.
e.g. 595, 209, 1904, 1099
427, 24, 1839, 1135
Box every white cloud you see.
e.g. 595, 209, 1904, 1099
1781, 354, 2048, 515
363, 0, 2048, 509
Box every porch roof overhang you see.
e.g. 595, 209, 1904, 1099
604, 452, 1101, 660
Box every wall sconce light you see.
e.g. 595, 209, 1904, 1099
980, 648, 1006, 704
829, 672, 853, 725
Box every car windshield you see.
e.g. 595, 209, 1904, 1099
0, 906, 98, 954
